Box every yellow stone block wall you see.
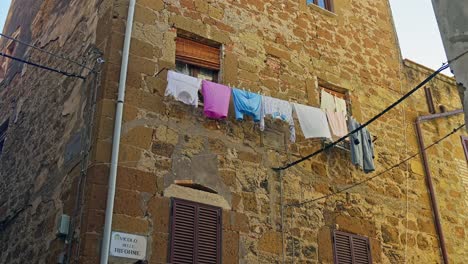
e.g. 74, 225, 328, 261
83, 0, 467, 263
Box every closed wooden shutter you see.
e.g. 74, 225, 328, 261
176, 37, 220, 70
169, 198, 222, 264
333, 231, 372, 264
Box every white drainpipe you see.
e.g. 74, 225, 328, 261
100, 0, 136, 263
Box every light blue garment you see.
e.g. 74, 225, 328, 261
348, 117, 363, 168
232, 88, 262, 122
348, 117, 376, 173
361, 128, 375, 173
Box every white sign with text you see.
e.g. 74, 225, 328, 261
110, 231, 147, 260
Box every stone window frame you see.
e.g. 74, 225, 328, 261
175, 34, 221, 83
318, 81, 351, 114
318, 80, 351, 151
174, 32, 223, 106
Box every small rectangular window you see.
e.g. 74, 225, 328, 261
333, 230, 372, 264
307, 0, 334, 12
175, 36, 220, 82
320, 85, 351, 150
461, 136, 468, 162
169, 198, 222, 264
0, 119, 9, 155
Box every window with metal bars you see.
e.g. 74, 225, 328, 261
307, 0, 334, 12
0, 119, 9, 156
169, 198, 222, 264
333, 230, 372, 264
461, 136, 468, 162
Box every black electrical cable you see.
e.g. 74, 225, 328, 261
286, 123, 465, 208
0, 33, 95, 72
273, 62, 450, 171
0, 52, 86, 79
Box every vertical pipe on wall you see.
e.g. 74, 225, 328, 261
280, 170, 285, 264
413, 109, 463, 264
100, 0, 136, 263
415, 121, 448, 264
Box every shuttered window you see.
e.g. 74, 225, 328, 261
333, 230, 372, 264
176, 37, 220, 70
461, 136, 468, 162
169, 198, 222, 264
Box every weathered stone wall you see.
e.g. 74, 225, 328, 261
84, 0, 468, 264
0, 0, 111, 263
401, 60, 466, 263
2, 0, 466, 263
81, 0, 467, 263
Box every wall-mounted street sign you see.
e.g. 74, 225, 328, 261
110, 231, 147, 260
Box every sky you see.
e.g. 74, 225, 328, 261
0, 0, 450, 74
388, 0, 451, 74
0, 0, 11, 33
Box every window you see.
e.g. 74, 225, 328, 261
169, 198, 222, 264
320, 85, 351, 150
307, 0, 334, 12
333, 230, 372, 264
175, 36, 220, 82
461, 136, 468, 162
0, 119, 9, 155
322, 86, 347, 102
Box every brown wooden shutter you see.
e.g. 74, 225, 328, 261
169, 198, 222, 264
196, 206, 221, 263
461, 136, 468, 162
176, 37, 220, 70
333, 230, 372, 264
170, 199, 197, 263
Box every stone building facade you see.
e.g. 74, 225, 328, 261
0, 0, 466, 264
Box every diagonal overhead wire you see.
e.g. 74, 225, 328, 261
285, 123, 465, 208
0, 52, 86, 79
0, 33, 95, 72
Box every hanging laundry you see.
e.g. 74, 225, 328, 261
348, 117, 375, 173
260, 96, 296, 142
165, 70, 202, 107
201, 80, 231, 119
348, 117, 363, 168
293, 103, 332, 139
232, 88, 262, 122
335, 96, 347, 115
361, 127, 375, 173
320, 89, 336, 112
326, 110, 348, 138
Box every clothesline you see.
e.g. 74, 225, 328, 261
164, 70, 376, 173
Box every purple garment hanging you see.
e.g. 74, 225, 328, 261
201, 80, 231, 119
